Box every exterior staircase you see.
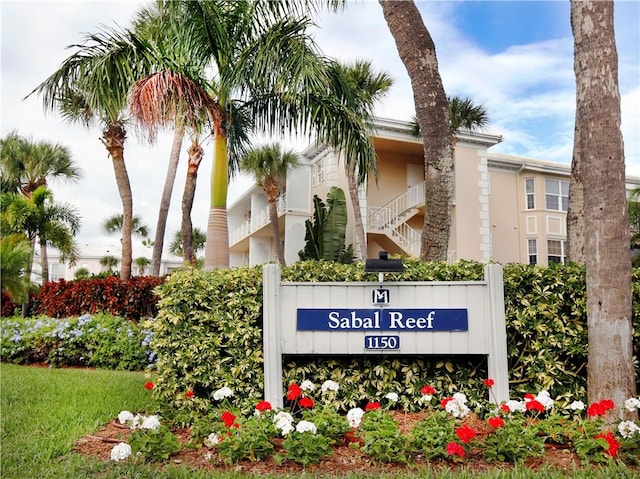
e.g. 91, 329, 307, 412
367, 182, 424, 257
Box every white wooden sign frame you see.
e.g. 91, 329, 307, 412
263, 263, 510, 409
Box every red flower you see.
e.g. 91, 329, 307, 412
221, 410, 236, 428
587, 399, 615, 417
455, 425, 477, 444
255, 401, 272, 412
483, 378, 495, 388
488, 416, 505, 429
299, 397, 315, 409
185, 390, 195, 399
344, 430, 363, 446
420, 385, 436, 395
144, 382, 155, 390
595, 432, 619, 457
500, 404, 511, 413
446, 441, 466, 458
524, 393, 535, 401
525, 399, 544, 413
441, 397, 454, 409
287, 383, 302, 401
365, 401, 381, 411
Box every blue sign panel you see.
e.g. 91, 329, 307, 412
297, 308, 468, 331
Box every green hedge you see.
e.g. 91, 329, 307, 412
151, 260, 640, 415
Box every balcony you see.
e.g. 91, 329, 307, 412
229, 194, 287, 246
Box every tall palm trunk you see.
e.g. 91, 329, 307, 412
101, 123, 133, 281
566, 120, 585, 263
347, 167, 367, 260
39, 239, 49, 283
182, 140, 203, 266
264, 176, 285, 266
572, 0, 636, 420
379, 0, 453, 262
152, 127, 184, 276
203, 124, 229, 270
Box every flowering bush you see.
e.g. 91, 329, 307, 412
0, 313, 156, 370
109, 375, 639, 469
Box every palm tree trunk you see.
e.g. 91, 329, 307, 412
152, 127, 184, 276
21, 236, 37, 317
39, 240, 49, 283
566, 120, 585, 263
347, 167, 367, 260
572, 0, 636, 420
263, 176, 285, 266
379, 0, 453, 262
101, 123, 133, 281
182, 140, 203, 266
203, 129, 229, 270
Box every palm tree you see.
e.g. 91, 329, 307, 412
0, 131, 83, 198
180, 138, 204, 266
134, 257, 151, 276
29, 24, 154, 281
326, 60, 393, 259
0, 235, 32, 304
571, 0, 636, 418
239, 143, 298, 265
169, 227, 206, 263
103, 214, 150, 242
129, 0, 376, 270
100, 255, 120, 273
379, 0, 453, 262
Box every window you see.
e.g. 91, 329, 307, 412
527, 239, 537, 265
545, 179, 569, 211
525, 178, 535, 209
49, 263, 66, 281
547, 239, 566, 265
312, 158, 325, 186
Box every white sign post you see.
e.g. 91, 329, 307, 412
263, 263, 510, 409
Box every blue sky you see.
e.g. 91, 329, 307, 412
1, 0, 639, 247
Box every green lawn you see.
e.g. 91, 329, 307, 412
0, 363, 636, 479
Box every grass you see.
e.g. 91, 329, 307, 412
0, 363, 636, 479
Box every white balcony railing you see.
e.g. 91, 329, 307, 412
229, 193, 287, 245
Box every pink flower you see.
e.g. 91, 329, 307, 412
446, 441, 466, 458
488, 416, 505, 429
299, 397, 315, 409
365, 401, 381, 411
455, 425, 477, 444
483, 378, 495, 388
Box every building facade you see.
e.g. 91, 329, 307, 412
228, 118, 640, 267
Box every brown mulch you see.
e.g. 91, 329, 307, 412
72, 411, 592, 476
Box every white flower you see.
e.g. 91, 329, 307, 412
535, 390, 554, 411
385, 392, 399, 403
274, 411, 295, 436
420, 394, 433, 404
445, 398, 470, 419
296, 420, 317, 434
346, 407, 364, 428
453, 392, 468, 404
110, 442, 132, 461
117, 410, 134, 424
321, 380, 340, 393
504, 400, 526, 414
204, 432, 220, 447
624, 397, 640, 412
213, 387, 233, 401
568, 400, 585, 411
300, 380, 315, 392
618, 420, 640, 439
140, 415, 161, 430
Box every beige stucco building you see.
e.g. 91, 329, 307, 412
228, 118, 640, 267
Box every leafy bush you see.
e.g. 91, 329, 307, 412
0, 313, 156, 370
30, 275, 165, 321
151, 260, 639, 415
